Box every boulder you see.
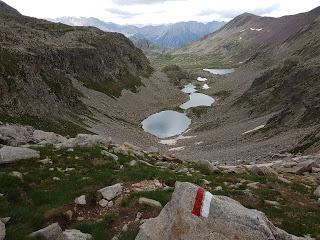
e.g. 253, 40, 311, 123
249, 165, 278, 176
33, 130, 67, 145
62, 229, 92, 240
0, 221, 5, 240
29, 223, 63, 240
113, 143, 143, 157
0, 146, 40, 164
30, 223, 91, 240
199, 160, 220, 173
136, 182, 305, 240
98, 183, 122, 200
138, 197, 162, 208
291, 160, 316, 175
101, 151, 119, 161
74, 195, 87, 205
0, 217, 10, 224
275, 160, 316, 175
128, 160, 137, 167
9, 171, 23, 180
98, 199, 109, 208
0, 125, 34, 146
314, 185, 320, 198
56, 134, 111, 149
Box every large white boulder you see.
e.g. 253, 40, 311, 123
62, 229, 92, 240
29, 223, 63, 240
98, 183, 123, 201
0, 146, 40, 164
33, 130, 67, 145
56, 134, 111, 149
135, 182, 306, 240
0, 125, 34, 146
30, 223, 91, 240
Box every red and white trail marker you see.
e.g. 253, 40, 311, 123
192, 187, 213, 218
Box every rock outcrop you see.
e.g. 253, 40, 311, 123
98, 183, 123, 201
0, 2, 152, 120
0, 145, 40, 164
30, 223, 92, 240
136, 182, 306, 240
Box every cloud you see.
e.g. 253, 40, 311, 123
5, 0, 320, 25
198, 9, 240, 19
251, 4, 280, 15
198, 3, 281, 20
112, 0, 184, 5
106, 8, 141, 18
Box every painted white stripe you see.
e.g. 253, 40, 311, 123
201, 191, 213, 217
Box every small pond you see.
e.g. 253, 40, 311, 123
203, 68, 235, 75
180, 93, 215, 110
141, 110, 191, 138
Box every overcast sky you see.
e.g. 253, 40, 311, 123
4, 0, 320, 25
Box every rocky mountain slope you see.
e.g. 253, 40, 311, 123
0, 2, 320, 239
176, 7, 320, 61
162, 6, 320, 161
0, 1, 152, 130
51, 17, 225, 49
0, 0, 20, 15
232, 9, 320, 132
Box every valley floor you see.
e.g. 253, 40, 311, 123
76, 53, 317, 165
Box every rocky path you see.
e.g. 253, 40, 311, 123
0, 125, 319, 239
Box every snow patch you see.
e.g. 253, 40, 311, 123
202, 84, 210, 90
160, 135, 195, 146
250, 28, 263, 32
197, 77, 207, 82
242, 125, 265, 135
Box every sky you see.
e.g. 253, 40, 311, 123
4, 0, 320, 25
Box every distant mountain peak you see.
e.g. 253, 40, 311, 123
0, 0, 21, 15
49, 17, 225, 49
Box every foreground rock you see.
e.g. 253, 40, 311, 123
63, 229, 92, 240
0, 125, 34, 146
29, 223, 62, 240
0, 124, 112, 149
98, 183, 123, 200
136, 182, 306, 240
0, 146, 40, 164
0, 221, 5, 240
138, 197, 162, 208
55, 134, 111, 149
30, 223, 91, 240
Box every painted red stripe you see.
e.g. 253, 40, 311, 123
192, 187, 205, 216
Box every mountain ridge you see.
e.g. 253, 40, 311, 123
0, 0, 20, 15
0, 4, 152, 121
49, 17, 225, 48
